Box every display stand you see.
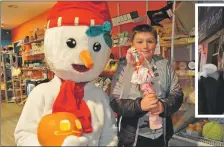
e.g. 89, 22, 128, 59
11, 76, 27, 105
170, 132, 223, 146
1, 51, 6, 102
1, 52, 17, 103
16, 37, 53, 106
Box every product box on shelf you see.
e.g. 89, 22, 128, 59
35, 28, 45, 40
186, 120, 209, 137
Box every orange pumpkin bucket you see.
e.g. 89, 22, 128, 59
37, 112, 83, 146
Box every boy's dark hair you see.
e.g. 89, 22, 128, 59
129, 24, 157, 42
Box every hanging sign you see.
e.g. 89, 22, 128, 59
112, 11, 139, 26
199, 7, 224, 42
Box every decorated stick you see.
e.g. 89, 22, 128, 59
130, 48, 162, 130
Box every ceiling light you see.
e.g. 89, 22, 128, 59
8, 5, 18, 8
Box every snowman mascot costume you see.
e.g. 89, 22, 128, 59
14, 2, 118, 146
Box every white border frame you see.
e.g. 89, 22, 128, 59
195, 3, 224, 118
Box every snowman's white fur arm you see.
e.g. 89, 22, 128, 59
14, 76, 118, 146
14, 84, 45, 146
98, 91, 118, 146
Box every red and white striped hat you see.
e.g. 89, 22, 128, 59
47, 1, 111, 29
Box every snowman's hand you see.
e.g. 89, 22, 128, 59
62, 135, 88, 146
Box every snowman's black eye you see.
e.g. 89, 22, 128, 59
66, 38, 76, 48
93, 42, 101, 52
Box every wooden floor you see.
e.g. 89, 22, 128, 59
1, 102, 23, 146
1, 102, 192, 146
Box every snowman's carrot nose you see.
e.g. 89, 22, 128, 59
80, 50, 93, 68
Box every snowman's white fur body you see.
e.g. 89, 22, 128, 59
14, 26, 118, 146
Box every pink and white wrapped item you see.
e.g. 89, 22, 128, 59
128, 47, 162, 130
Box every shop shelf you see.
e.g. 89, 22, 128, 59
176, 70, 195, 76
174, 131, 223, 146
100, 71, 115, 78
21, 68, 48, 71
24, 51, 44, 57
22, 38, 44, 45
8, 99, 15, 103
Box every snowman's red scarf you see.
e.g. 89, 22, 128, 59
52, 80, 92, 133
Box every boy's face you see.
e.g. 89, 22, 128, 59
131, 32, 157, 61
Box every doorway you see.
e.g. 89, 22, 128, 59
207, 38, 220, 66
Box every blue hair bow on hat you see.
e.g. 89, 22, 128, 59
86, 21, 112, 48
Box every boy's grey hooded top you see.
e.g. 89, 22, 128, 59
110, 55, 184, 146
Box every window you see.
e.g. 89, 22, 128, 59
198, 52, 201, 72
198, 7, 206, 22
206, 7, 212, 13
207, 38, 220, 66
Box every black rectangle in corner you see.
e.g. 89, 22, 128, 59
130, 11, 139, 19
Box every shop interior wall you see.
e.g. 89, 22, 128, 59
174, 44, 195, 62
199, 28, 224, 64
11, 1, 168, 59
11, 9, 50, 43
